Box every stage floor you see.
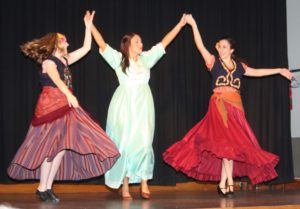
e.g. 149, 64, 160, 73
1, 189, 300, 209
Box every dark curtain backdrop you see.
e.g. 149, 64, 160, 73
0, 0, 293, 184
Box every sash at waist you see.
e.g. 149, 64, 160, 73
31, 86, 72, 126
212, 92, 244, 127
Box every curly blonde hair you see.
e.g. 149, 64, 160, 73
20, 32, 65, 63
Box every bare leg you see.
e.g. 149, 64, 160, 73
141, 179, 150, 194
140, 179, 150, 199
219, 159, 228, 194
122, 177, 132, 199
223, 158, 234, 192
227, 160, 234, 192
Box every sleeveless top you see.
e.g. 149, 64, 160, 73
210, 57, 245, 90
40, 55, 72, 89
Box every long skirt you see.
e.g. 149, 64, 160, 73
163, 92, 279, 185
7, 87, 120, 180
104, 84, 155, 188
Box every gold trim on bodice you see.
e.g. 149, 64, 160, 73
216, 58, 241, 89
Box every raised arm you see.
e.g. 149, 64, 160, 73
185, 14, 214, 66
91, 23, 107, 52
244, 66, 293, 80
43, 61, 78, 108
68, 11, 95, 65
161, 14, 186, 49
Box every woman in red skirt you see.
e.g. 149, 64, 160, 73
163, 14, 293, 197
7, 11, 120, 203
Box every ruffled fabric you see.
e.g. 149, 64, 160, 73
163, 92, 278, 185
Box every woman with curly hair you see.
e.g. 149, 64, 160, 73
7, 11, 120, 203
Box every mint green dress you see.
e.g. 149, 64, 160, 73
100, 43, 166, 188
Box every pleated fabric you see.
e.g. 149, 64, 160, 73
8, 87, 120, 180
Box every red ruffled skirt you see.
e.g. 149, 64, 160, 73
163, 92, 279, 185
7, 87, 120, 180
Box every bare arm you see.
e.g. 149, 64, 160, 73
185, 14, 214, 66
91, 23, 107, 52
68, 11, 95, 65
43, 61, 78, 108
244, 66, 293, 80
161, 14, 186, 48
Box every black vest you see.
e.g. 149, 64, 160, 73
39, 56, 72, 88
210, 58, 245, 90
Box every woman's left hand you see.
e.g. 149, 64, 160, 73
178, 13, 187, 28
280, 68, 293, 80
84, 10, 95, 29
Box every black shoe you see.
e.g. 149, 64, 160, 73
47, 189, 60, 203
226, 185, 234, 198
217, 186, 228, 197
36, 190, 51, 202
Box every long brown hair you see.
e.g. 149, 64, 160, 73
120, 33, 137, 74
20, 32, 63, 64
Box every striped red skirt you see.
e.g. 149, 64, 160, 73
163, 92, 279, 185
7, 87, 120, 180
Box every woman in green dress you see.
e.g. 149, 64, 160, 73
90, 12, 186, 199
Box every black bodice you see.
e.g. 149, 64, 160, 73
210, 58, 245, 90
39, 56, 72, 89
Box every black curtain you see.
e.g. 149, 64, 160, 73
0, 0, 293, 184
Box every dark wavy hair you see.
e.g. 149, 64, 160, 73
216, 36, 236, 60
20, 32, 63, 64
120, 33, 138, 74
216, 36, 236, 50
216, 36, 249, 65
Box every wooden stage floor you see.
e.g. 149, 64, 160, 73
1, 189, 300, 209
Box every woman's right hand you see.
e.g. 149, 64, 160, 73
67, 94, 79, 108
84, 10, 95, 29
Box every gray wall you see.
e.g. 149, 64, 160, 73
287, 0, 300, 138
287, 0, 300, 178
292, 138, 300, 178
